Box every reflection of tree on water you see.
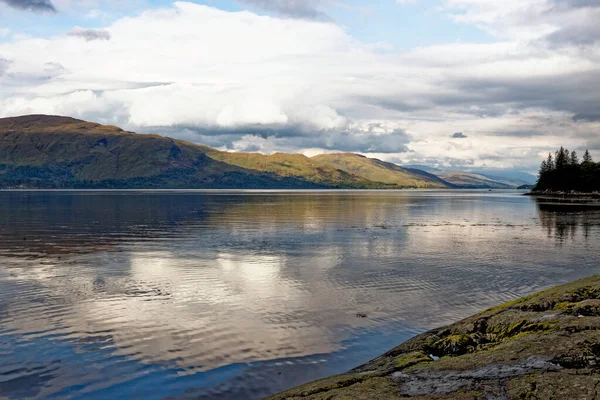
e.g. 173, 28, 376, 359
536, 199, 600, 241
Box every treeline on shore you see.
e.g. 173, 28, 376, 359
535, 147, 600, 193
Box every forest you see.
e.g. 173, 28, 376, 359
535, 147, 600, 192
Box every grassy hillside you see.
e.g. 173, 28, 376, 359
0, 115, 316, 189
0, 115, 454, 189
437, 171, 514, 189
201, 148, 379, 188
406, 165, 526, 189
312, 153, 450, 188
405, 164, 537, 189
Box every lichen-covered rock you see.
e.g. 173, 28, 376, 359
267, 275, 600, 400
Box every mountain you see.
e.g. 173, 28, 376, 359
405, 165, 533, 189
200, 148, 377, 188
467, 169, 537, 185
0, 115, 451, 189
0, 115, 321, 189
312, 153, 450, 188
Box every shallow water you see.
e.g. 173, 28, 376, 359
1, 190, 599, 399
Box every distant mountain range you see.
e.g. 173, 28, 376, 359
0, 115, 535, 190
404, 165, 536, 189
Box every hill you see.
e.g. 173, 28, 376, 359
405, 165, 532, 189
199, 148, 381, 189
0, 115, 320, 189
269, 275, 600, 400
312, 153, 450, 188
0, 115, 451, 189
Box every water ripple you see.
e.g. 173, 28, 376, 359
0, 191, 599, 399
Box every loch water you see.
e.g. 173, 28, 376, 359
1, 190, 599, 399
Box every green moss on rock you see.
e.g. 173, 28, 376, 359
268, 275, 600, 400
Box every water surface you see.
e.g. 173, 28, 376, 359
1, 190, 599, 399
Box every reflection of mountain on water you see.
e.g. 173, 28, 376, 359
3, 191, 600, 399
0, 191, 418, 257
536, 198, 600, 241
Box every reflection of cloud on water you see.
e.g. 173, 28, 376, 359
1, 240, 490, 378
1, 250, 348, 373
2, 191, 600, 399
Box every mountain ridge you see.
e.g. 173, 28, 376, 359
312, 153, 451, 189
405, 164, 535, 189
0, 115, 450, 189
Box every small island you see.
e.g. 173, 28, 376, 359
268, 275, 600, 399
531, 147, 599, 196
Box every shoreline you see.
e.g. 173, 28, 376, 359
525, 190, 600, 198
268, 275, 600, 399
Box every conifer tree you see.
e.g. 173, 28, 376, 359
546, 153, 555, 170
570, 151, 579, 165
539, 159, 548, 176
555, 146, 568, 169
536, 147, 598, 192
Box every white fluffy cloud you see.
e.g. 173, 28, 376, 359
0, 1, 599, 171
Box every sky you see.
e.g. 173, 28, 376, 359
0, 0, 599, 174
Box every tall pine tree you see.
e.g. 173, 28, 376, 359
535, 147, 599, 192
539, 159, 548, 176
546, 153, 555, 170
570, 151, 579, 165
555, 146, 568, 169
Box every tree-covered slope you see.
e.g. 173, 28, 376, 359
312, 153, 450, 189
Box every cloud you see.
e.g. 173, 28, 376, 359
451, 132, 467, 139
0, 0, 55, 12
446, 0, 600, 45
0, 58, 10, 76
237, 0, 330, 20
1, 1, 599, 170
67, 26, 111, 41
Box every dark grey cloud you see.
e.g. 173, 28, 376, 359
543, 1, 600, 45
427, 67, 600, 123
0, 58, 10, 76
237, 0, 330, 20
43, 61, 68, 75
546, 20, 600, 45
149, 123, 411, 154
303, 128, 411, 153
451, 132, 467, 139
487, 130, 546, 138
553, 0, 599, 9
0, 0, 55, 12
360, 97, 422, 113
68, 28, 111, 42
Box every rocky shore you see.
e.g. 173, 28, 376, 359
526, 190, 600, 198
268, 276, 600, 400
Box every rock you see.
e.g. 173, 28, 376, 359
267, 275, 600, 400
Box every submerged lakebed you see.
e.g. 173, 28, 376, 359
1, 190, 600, 399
